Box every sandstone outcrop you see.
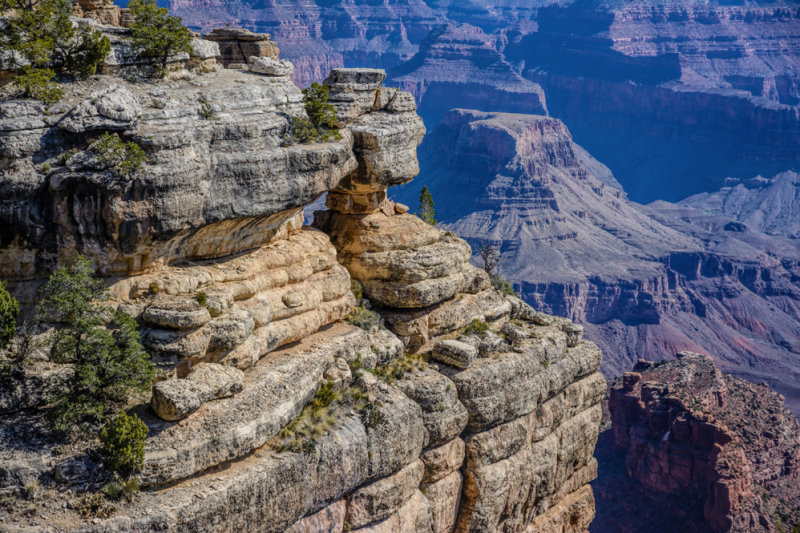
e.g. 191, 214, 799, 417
607, 353, 800, 532
204, 28, 280, 68
0, 30, 605, 532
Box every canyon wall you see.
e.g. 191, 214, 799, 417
507, 1, 800, 202
388, 109, 800, 414
603, 353, 800, 533
0, 41, 605, 532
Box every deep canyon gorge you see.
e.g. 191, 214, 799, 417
1, 0, 799, 532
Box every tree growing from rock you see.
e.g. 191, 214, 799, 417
38, 256, 154, 436
128, 0, 193, 76
0, 0, 111, 101
289, 82, 342, 143
418, 186, 437, 225
0, 280, 19, 350
478, 241, 518, 297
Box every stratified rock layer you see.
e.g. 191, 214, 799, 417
0, 43, 605, 532
608, 353, 800, 533
391, 108, 800, 415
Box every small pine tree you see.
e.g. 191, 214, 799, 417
128, 0, 193, 75
38, 256, 154, 436
0, 281, 19, 350
99, 412, 148, 478
418, 186, 437, 225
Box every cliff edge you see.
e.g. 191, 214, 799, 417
0, 24, 605, 533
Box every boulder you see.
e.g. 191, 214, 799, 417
560, 322, 584, 347
151, 378, 211, 421
501, 322, 529, 343
59, 84, 141, 134
142, 299, 211, 329
250, 56, 295, 77
151, 362, 244, 421
191, 38, 220, 59
432, 340, 477, 370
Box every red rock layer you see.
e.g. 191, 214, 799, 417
608, 353, 800, 532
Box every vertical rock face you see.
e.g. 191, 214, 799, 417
607, 353, 800, 532
0, 44, 605, 531
388, 108, 800, 415
390, 24, 547, 123
506, 1, 800, 202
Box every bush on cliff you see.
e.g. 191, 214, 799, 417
346, 306, 381, 331
13, 67, 64, 105
0, 280, 19, 350
38, 256, 154, 436
289, 82, 342, 143
91, 132, 148, 177
99, 411, 148, 478
478, 241, 519, 297
128, 0, 192, 76
0, 0, 111, 101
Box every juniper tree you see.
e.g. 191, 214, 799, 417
38, 256, 154, 436
0, 0, 110, 100
128, 0, 192, 75
0, 281, 19, 350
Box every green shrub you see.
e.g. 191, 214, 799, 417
195, 292, 207, 306
350, 279, 363, 300
76, 493, 114, 519
491, 274, 518, 297
346, 306, 381, 331
102, 478, 139, 502
275, 376, 386, 454
14, 67, 63, 105
0, 0, 110, 78
99, 412, 148, 478
373, 353, 427, 385
0, 281, 19, 350
91, 132, 148, 177
463, 319, 489, 339
39, 256, 154, 435
361, 400, 386, 428
128, 0, 192, 75
288, 82, 342, 143
197, 94, 217, 119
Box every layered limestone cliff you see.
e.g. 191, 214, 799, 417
388, 109, 800, 415
0, 34, 605, 532
604, 353, 800, 533
507, 0, 800, 202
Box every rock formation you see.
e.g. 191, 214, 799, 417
389, 108, 800, 415
390, 24, 547, 123
604, 353, 800, 533
168, 0, 800, 205
679, 171, 800, 239
0, 30, 605, 532
507, 1, 800, 202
